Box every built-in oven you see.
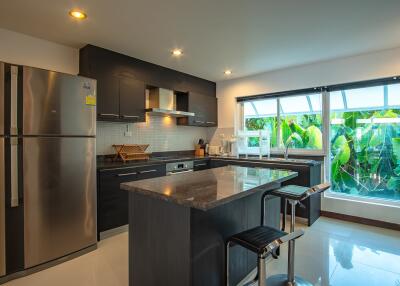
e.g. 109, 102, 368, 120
166, 161, 194, 176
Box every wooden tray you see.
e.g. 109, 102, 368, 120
112, 144, 151, 162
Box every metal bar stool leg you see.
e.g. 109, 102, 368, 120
282, 198, 287, 231
266, 199, 312, 286
287, 200, 297, 285
226, 241, 231, 286
258, 255, 267, 286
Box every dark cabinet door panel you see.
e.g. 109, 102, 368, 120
194, 159, 210, 171
119, 78, 146, 122
177, 92, 218, 127
87, 56, 120, 120
97, 164, 166, 236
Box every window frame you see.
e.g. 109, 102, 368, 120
236, 77, 400, 204
239, 93, 326, 156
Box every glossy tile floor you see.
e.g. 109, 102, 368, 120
4, 217, 400, 286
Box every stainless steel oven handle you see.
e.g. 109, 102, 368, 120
116, 172, 137, 177
10, 137, 19, 207
167, 169, 194, 176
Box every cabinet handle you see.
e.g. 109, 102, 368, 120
117, 172, 137, 177
194, 120, 205, 124
206, 121, 216, 124
121, 115, 140, 118
99, 113, 119, 117
194, 163, 207, 166
139, 169, 157, 174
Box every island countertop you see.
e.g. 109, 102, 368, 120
120, 165, 297, 210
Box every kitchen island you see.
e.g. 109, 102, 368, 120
121, 166, 297, 286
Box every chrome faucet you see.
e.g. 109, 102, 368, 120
284, 139, 294, 160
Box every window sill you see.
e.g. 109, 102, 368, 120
324, 191, 400, 208
270, 149, 326, 157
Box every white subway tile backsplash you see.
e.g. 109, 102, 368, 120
96, 116, 209, 155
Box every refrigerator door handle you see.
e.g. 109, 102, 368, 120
10, 137, 19, 207
0, 137, 5, 276
10, 66, 18, 136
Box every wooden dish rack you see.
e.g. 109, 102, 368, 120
112, 144, 151, 162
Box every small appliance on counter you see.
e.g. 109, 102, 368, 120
228, 136, 238, 157
208, 145, 220, 156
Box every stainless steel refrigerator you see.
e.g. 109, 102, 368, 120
0, 62, 97, 278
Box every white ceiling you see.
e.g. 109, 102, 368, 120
1, 0, 400, 81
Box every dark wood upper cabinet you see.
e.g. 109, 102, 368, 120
79, 45, 216, 123
96, 74, 120, 120
177, 92, 218, 127
119, 77, 146, 122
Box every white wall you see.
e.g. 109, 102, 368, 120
217, 47, 400, 128
0, 28, 79, 74
216, 47, 400, 224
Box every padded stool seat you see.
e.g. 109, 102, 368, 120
271, 185, 310, 201
229, 226, 287, 254
226, 226, 304, 286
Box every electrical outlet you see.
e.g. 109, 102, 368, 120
124, 131, 132, 137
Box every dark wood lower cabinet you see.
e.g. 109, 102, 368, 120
98, 157, 322, 241
97, 164, 165, 239
209, 158, 322, 226
193, 159, 210, 171
129, 187, 281, 286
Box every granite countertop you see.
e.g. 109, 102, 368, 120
98, 154, 320, 171
120, 165, 297, 210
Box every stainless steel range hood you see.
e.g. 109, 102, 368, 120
146, 88, 194, 117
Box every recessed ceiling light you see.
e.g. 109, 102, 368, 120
69, 9, 87, 20
172, 49, 183, 56
224, 70, 232, 75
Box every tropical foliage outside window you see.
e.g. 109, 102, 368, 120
243, 94, 323, 150
330, 85, 400, 200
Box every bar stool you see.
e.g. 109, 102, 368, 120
226, 226, 304, 286
265, 183, 330, 286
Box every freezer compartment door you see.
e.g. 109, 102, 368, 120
23, 137, 96, 268
23, 67, 96, 136
0, 138, 5, 276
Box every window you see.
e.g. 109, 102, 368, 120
238, 77, 400, 202
241, 93, 323, 151
243, 98, 278, 148
279, 93, 323, 149
330, 84, 400, 201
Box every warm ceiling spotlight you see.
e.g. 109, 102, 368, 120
224, 70, 232, 75
69, 9, 87, 20
172, 49, 183, 56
